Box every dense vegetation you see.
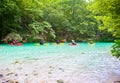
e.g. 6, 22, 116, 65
0, 0, 119, 57
0, 0, 113, 43
89, 0, 120, 58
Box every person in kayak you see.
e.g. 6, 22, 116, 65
71, 40, 77, 45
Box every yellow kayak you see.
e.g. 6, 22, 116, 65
34, 43, 40, 46
53, 43, 64, 46
88, 43, 95, 46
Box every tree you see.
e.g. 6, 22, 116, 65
89, 0, 120, 58
0, 0, 113, 43
0, 0, 55, 42
43, 0, 99, 41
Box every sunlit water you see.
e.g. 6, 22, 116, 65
0, 42, 120, 83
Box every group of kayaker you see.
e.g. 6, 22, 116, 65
9, 39, 94, 46
39, 39, 77, 45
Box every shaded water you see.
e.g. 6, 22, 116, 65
0, 42, 120, 83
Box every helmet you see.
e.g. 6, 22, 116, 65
72, 40, 75, 42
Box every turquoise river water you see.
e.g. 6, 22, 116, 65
0, 42, 120, 83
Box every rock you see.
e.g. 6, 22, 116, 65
5, 68, 10, 71
114, 81, 120, 83
15, 74, 18, 76
33, 73, 38, 76
14, 61, 19, 64
42, 80, 45, 83
59, 68, 64, 72
6, 80, 11, 83
57, 79, 64, 83
0, 74, 3, 78
6, 72, 14, 76
59, 68, 62, 70
48, 71, 52, 74
49, 66, 52, 68
15, 81, 19, 83
49, 66, 55, 69
9, 80, 14, 83
81, 52, 85, 54
6, 80, 14, 83
25, 74, 28, 76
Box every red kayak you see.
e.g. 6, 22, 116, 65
9, 43, 23, 46
16, 43, 23, 46
69, 44, 77, 46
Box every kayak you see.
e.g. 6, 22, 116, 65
16, 43, 23, 46
53, 43, 64, 46
34, 43, 40, 46
9, 43, 23, 46
88, 43, 95, 46
69, 44, 78, 46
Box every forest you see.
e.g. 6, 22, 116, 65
0, 0, 120, 57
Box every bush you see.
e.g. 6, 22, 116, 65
111, 39, 120, 58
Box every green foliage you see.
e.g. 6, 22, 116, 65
29, 21, 51, 34
0, 0, 113, 42
111, 40, 120, 58
89, 0, 120, 58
